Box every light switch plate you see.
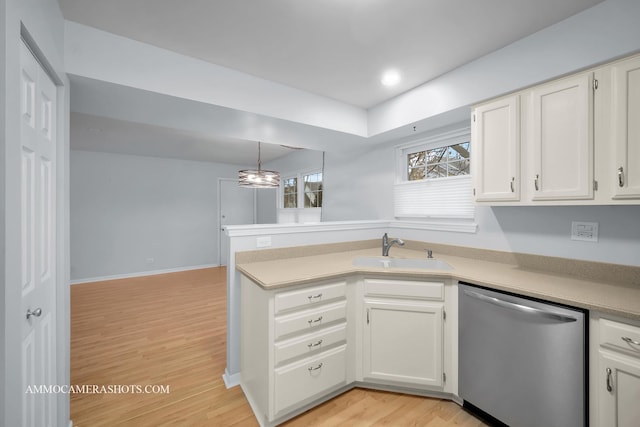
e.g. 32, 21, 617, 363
256, 236, 272, 248
571, 221, 598, 242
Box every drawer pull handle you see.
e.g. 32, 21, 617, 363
308, 316, 323, 324
307, 339, 323, 348
308, 363, 323, 372
618, 167, 624, 187
308, 293, 323, 300
622, 336, 640, 346
606, 367, 613, 392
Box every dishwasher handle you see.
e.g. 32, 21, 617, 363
463, 289, 577, 323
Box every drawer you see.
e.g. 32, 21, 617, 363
274, 323, 347, 365
600, 318, 640, 356
275, 301, 347, 339
364, 278, 444, 300
275, 281, 347, 313
274, 345, 347, 415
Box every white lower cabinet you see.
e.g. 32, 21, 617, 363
598, 350, 640, 426
274, 344, 347, 414
240, 274, 454, 426
361, 278, 447, 390
363, 299, 443, 387
595, 316, 640, 427
241, 276, 349, 426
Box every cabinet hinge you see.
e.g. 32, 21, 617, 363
593, 79, 599, 91
594, 180, 598, 191
443, 310, 446, 320
443, 372, 447, 383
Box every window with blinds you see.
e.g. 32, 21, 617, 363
394, 126, 475, 221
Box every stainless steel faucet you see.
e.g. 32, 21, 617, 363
382, 233, 404, 256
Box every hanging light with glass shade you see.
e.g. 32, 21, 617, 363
238, 141, 280, 188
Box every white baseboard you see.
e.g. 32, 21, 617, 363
223, 369, 241, 389
70, 264, 219, 285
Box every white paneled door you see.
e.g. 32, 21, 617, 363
19, 40, 57, 427
219, 179, 255, 266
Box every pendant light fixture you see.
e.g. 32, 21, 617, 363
238, 141, 280, 188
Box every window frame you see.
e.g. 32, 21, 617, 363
280, 168, 323, 210
393, 125, 476, 231
282, 176, 298, 209
395, 127, 471, 184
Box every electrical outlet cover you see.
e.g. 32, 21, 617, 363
571, 221, 598, 242
256, 236, 272, 248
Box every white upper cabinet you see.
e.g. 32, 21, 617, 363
473, 52, 640, 205
472, 95, 520, 202
611, 55, 640, 199
530, 73, 594, 201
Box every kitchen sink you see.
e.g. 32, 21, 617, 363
352, 256, 453, 270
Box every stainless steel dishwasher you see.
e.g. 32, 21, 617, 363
459, 282, 587, 427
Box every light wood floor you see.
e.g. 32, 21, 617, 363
71, 267, 488, 426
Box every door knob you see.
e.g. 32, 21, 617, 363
26, 308, 42, 320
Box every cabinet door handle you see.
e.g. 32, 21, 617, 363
307, 316, 323, 324
534, 174, 540, 191
510, 177, 515, 193
366, 308, 370, 325
307, 339, 323, 348
308, 362, 323, 372
618, 167, 625, 188
606, 367, 613, 392
622, 336, 640, 346
307, 293, 322, 301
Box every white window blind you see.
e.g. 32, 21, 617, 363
393, 175, 474, 219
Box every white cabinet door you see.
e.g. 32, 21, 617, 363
363, 300, 443, 387
598, 349, 640, 427
472, 95, 520, 202
612, 55, 640, 199
530, 73, 594, 200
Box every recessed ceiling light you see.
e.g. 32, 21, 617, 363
381, 69, 401, 87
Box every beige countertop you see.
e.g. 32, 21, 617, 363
237, 246, 640, 321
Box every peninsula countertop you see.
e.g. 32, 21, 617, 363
236, 246, 640, 321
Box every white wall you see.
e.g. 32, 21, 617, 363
321, 129, 640, 267
256, 149, 325, 224
256, 188, 278, 224
324, 143, 395, 221
0, 1, 7, 415
70, 150, 242, 281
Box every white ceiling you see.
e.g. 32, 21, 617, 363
58, 0, 602, 108
60, 0, 604, 164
